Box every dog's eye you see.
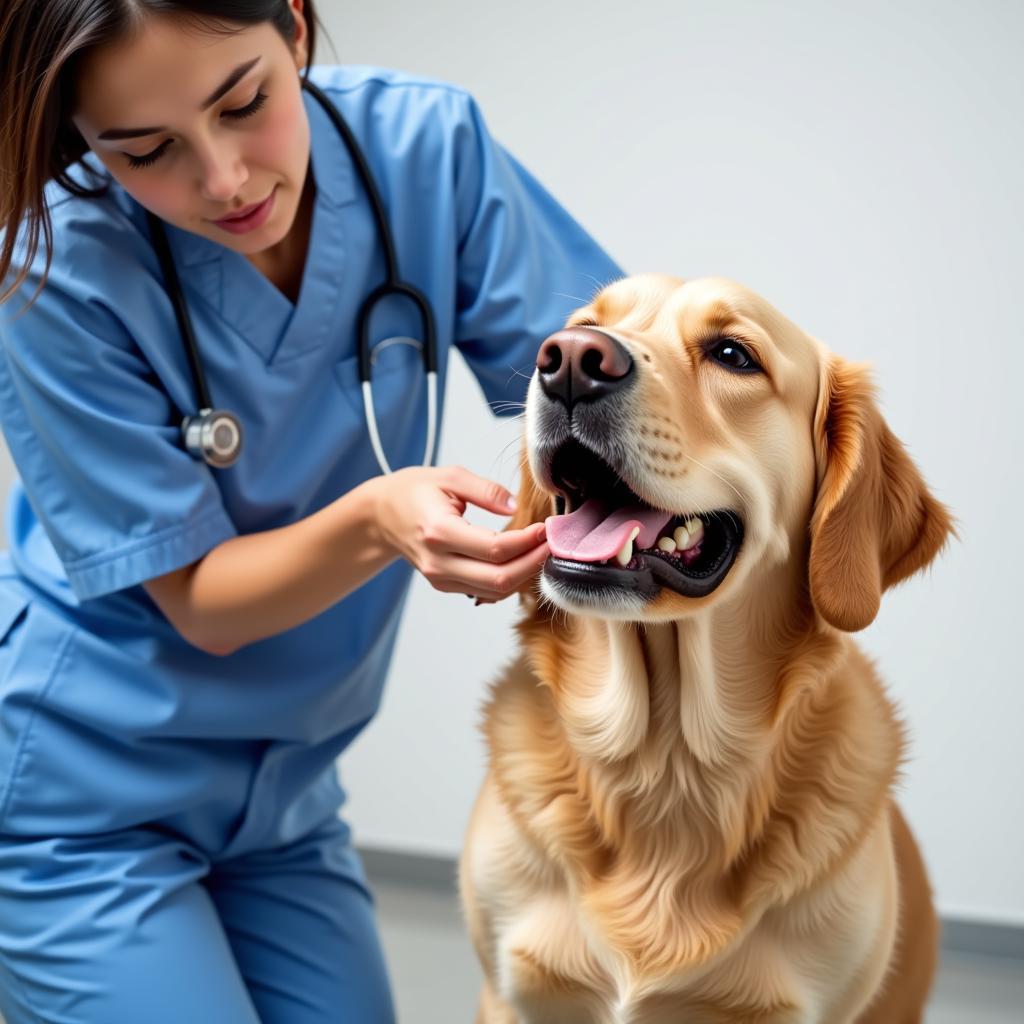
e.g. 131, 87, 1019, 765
709, 339, 761, 373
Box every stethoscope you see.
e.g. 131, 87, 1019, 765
145, 77, 439, 474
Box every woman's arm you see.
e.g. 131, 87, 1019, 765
144, 465, 549, 656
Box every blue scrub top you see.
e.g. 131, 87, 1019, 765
0, 65, 621, 850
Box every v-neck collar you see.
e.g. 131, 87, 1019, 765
162, 81, 362, 366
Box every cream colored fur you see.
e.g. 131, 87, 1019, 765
460, 275, 953, 1024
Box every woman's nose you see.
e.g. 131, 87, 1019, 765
197, 143, 249, 203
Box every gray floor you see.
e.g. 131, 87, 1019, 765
371, 874, 1024, 1024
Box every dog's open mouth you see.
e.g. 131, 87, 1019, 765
542, 440, 744, 600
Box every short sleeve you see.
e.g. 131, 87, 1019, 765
451, 95, 623, 415
0, 202, 237, 601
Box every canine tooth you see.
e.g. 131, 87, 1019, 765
684, 517, 702, 535
672, 525, 690, 548
681, 520, 705, 551
656, 536, 677, 553
615, 526, 640, 566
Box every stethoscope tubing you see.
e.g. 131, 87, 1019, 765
145, 74, 439, 475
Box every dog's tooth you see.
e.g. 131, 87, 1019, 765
680, 519, 705, 551
672, 525, 690, 548
656, 536, 677, 553
615, 526, 640, 566
684, 517, 702, 535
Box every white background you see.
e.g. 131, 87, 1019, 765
3, 0, 1019, 927
324, 0, 1024, 926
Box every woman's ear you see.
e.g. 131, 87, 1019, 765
289, 0, 309, 69
808, 357, 956, 632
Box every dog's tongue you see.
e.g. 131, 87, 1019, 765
545, 499, 673, 562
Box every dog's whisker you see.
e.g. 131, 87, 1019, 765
503, 366, 536, 391
680, 454, 744, 505
552, 291, 591, 307
578, 271, 608, 293
494, 434, 524, 466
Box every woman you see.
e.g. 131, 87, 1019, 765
0, 1, 622, 1020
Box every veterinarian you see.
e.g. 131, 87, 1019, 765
0, 1, 621, 1020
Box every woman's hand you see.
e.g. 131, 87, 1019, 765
371, 465, 549, 603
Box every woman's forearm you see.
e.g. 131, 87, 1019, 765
147, 476, 398, 655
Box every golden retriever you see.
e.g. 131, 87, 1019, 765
459, 274, 954, 1023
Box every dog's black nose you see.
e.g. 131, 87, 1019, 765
536, 327, 634, 410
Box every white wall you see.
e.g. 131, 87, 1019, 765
321, 0, 1024, 926
2, 0, 1018, 928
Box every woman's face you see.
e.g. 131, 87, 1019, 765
71, 3, 310, 258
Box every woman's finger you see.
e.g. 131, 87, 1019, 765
430, 538, 551, 599
442, 466, 518, 516
416, 505, 546, 559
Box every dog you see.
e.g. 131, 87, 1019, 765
459, 274, 954, 1023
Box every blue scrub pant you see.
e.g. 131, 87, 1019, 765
0, 813, 395, 1023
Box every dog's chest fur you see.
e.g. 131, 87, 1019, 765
471, 618, 901, 1022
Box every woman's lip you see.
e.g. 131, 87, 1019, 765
211, 187, 277, 233
219, 201, 262, 222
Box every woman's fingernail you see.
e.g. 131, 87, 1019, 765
505, 497, 517, 512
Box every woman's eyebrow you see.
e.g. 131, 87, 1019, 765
97, 57, 262, 140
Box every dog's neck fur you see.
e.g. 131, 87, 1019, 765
497, 560, 903, 975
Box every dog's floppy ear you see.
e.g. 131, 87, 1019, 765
808, 356, 955, 632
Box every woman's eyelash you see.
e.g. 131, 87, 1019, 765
125, 91, 269, 168
127, 142, 171, 169
222, 90, 268, 121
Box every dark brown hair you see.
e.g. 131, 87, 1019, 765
0, 0, 323, 307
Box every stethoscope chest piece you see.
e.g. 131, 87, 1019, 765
182, 409, 243, 468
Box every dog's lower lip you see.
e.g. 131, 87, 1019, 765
543, 512, 744, 600
542, 439, 744, 600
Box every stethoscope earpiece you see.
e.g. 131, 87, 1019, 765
182, 409, 244, 468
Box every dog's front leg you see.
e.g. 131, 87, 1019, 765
476, 979, 520, 1024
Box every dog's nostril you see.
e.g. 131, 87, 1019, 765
537, 340, 563, 375
580, 348, 608, 381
